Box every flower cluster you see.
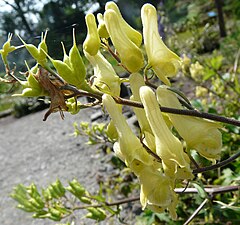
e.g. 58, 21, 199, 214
0, 1, 223, 220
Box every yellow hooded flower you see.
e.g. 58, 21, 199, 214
139, 166, 173, 208
102, 94, 153, 166
139, 86, 191, 175
105, 1, 142, 47
156, 86, 222, 160
141, 4, 180, 85
84, 50, 121, 96
130, 159, 178, 219
129, 73, 156, 151
83, 13, 101, 56
104, 9, 144, 73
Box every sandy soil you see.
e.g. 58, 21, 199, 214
0, 107, 106, 225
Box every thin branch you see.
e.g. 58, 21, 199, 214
113, 97, 240, 127
2, 0, 18, 11
72, 185, 239, 211
193, 151, 240, 174
140, 135, 162, 162
73, 196, 140, 210
21, 66, 240, 127
183, 198, 209, 225
175, 185, 240, 195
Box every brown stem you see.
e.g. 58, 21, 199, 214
37, 70, 240, 127
193, 151, 240, 174
72, 185, 239, 211
113, 96, 240, 127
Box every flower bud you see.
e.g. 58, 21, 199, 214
141, 4, 180, 85
106, 120, 118, 140
156, 86, 222, 160
105, 1, 142, 47
104, 9, 144, 73
69, 30, 88, 88
96, 13, 109, 39
84, 50, 121, 96
66, 179, 86, 200
66, 97, 81, 115
83, 13, 101, 56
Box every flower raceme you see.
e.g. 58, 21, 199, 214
0, 1, 227, 221
141, 4, 181, 86
156, 86, 222, 160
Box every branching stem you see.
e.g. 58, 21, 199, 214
72, 185, 239, 210
193, 151, 240, 174
112, 96, 240, 127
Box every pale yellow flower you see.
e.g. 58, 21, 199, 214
84, 51, 120, 96
156, 86, 222, 160
140, 86, 191, 171
105, 1, 142, 47
130, 159, 178, 219
129, 73, 156, 151
141, 4, 181, 85
83, 13, 101, 56
104, 9, 144, 73
102, 94, 153, 166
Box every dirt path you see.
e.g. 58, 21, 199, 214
0, 107, 103, 225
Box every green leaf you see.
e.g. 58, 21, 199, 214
214, 201, 240, 211
192, 182, 208, 199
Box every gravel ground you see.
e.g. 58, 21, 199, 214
0, 106, 109, 225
